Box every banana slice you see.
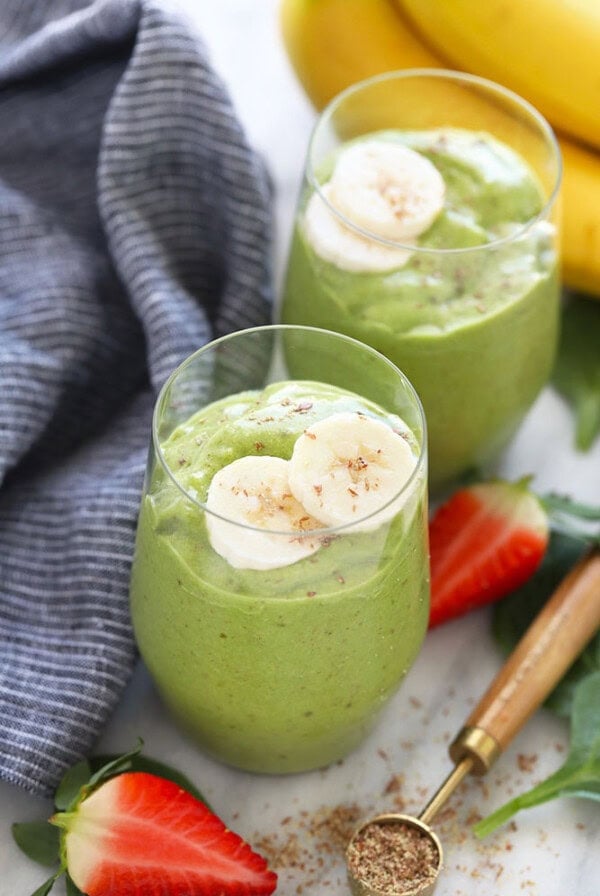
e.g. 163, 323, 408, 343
288, 411, 417, 532
329, 140, 446, 241
304, 183, 414, 272
205, 455, 324, 570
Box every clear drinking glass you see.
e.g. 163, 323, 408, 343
130, 325, 428, 774
280, 70, 562, 492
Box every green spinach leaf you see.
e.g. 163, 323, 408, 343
552, 294, 600, 451
474, 671, 600, 837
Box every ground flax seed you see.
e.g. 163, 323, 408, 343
347, 819, 440, 895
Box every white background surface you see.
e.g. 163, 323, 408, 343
1, 2, 599, 894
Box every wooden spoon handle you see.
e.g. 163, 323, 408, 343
451, 547, 600, 771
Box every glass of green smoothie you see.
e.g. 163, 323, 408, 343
130, 325, 429, 774
280, 70, 562, 492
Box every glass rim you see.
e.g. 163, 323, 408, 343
151, 324, 427, 536
306, 68, 563, 256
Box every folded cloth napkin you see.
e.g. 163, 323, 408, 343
0, 0, 272, 796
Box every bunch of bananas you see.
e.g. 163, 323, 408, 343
281, 0, 600, 297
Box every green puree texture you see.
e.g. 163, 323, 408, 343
130, 381, 429, 773
281, 129, 560, 491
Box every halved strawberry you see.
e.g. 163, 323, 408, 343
52, 772, 277, 896
428, 479, 549, 627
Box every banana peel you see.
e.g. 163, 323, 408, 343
280, 0, 434, 108
560, 141, 600, 297
398, 0, 600, 153
280, 0, 600, 298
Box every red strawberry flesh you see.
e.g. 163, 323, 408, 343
429, 481, 548, 627
64, 772, 277, 896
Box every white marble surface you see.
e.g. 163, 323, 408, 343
1, 2, 599, 894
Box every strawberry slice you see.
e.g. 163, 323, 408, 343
429, 479, 549, 627
54, 772, 277, 896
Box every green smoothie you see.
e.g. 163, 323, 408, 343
281, 129, 560, 491
130, 380, 429, 773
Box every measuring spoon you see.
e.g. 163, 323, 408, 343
346, 546, 600, 896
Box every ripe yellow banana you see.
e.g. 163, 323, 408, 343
280, 0, 600, 297
280, 0, 435, 108
560, 140, 600, 296
397, 0, 600, 152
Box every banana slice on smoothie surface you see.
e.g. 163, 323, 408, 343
289, 411, 418, 533
304, 140, 446, 271
205, 455, 324, 571
304, 184, 415, 272
329, 141, 446, 241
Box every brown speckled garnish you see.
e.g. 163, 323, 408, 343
347, 456, 368, 473
255, 802, 363, 874
347, 820, 439, 895
517, 753, 538, 773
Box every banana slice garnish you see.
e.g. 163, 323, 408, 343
288, 411, 417, 532
329, 140, 446, 242
205, 455, 324, 570
304, 183, 414, 273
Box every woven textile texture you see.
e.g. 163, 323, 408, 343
0, 0, 272, 796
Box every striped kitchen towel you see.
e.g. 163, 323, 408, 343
0, 0, 272, 796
